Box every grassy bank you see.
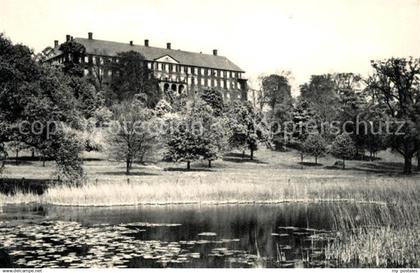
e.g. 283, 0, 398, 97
1, 175, 418, 207
1, 148, 419, 267
0, 148, 419, 206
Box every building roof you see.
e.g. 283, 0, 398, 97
48, 37, 244, 72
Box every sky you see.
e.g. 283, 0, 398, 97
1, 0, 420, 94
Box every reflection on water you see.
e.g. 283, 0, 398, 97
0, 203, 370, 268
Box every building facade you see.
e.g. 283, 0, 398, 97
45, 33, 247, 102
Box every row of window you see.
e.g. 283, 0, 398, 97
150, 62, 241, 79
78, 54, 241, 79
156, 73, 241, 90
82, 65, 242, 91
193, 77, 241, 90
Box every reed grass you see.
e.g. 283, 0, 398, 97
325, 197, 420, 267
1, 174, 418, 207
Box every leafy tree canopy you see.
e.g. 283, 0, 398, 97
109, 51, 161, 107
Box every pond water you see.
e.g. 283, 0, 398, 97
0, 203, 372, 268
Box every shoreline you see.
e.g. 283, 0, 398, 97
0, 198, 388, 208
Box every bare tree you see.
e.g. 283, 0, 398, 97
106, 100, 157, 175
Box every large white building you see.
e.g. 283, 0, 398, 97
45, 32, 248, 102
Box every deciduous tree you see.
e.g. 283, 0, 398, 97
367, 57, 420, 174
0, 34, 85, 182
331, 134, 356, 169
109, 51, 160, 107
106, 100, 156, 174
261, 74, 292, 111
303, 134, 327, 164
227, 101, 263, 160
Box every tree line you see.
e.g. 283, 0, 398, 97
1, 33, 420, 182
254, 66, 420, 173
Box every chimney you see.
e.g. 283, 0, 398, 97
166, 42, 171, 50
144, 39, 149, 47
54, 40, 59, 47
130, 41, 133, 46
66, 34, 71, 42
88, 32, 93, 40
213, 49, 218, 56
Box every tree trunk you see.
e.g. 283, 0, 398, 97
15, 150, 18, 166
42, 157, 46, 167
342, 157, 345, 169
250, 148, 254, 161
126, 159, 130, 175
315, 156, 318, 164
31, 148, 35, 158
300, 153, 304, 163
417, 150, 420, 171
242, 150, 245, 159
208, 160, 212, 168
404, 155, 412, 174
187, 161, 191, 170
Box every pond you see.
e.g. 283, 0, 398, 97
0, 203, 376, 268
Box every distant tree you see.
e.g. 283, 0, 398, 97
334, 74, 367, 155
85, 50, 112, 92
367, 57, 420, 174
227, 101, 263, 160
289, 99, 319, 158
37, 139, 54, 167
68, 77, 102, 119
34, 46, 56, 63
358, 104, 388, 160
270, 98, 294, 151
52, 130, 85, 183
59, 40, 86, 77
194, 99, 229, 167
109, 51, 160, 107
330, 134, 356, 169
165, 125, 201, 171
164, 98, 227, 170
261, 74, 292, 111
303, 134, 327, 164
200, 88, 224, 116
300, 74, 340, 123
5, 141, 28, 165
106, 100, 156, 174
332, 73, 364, 96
